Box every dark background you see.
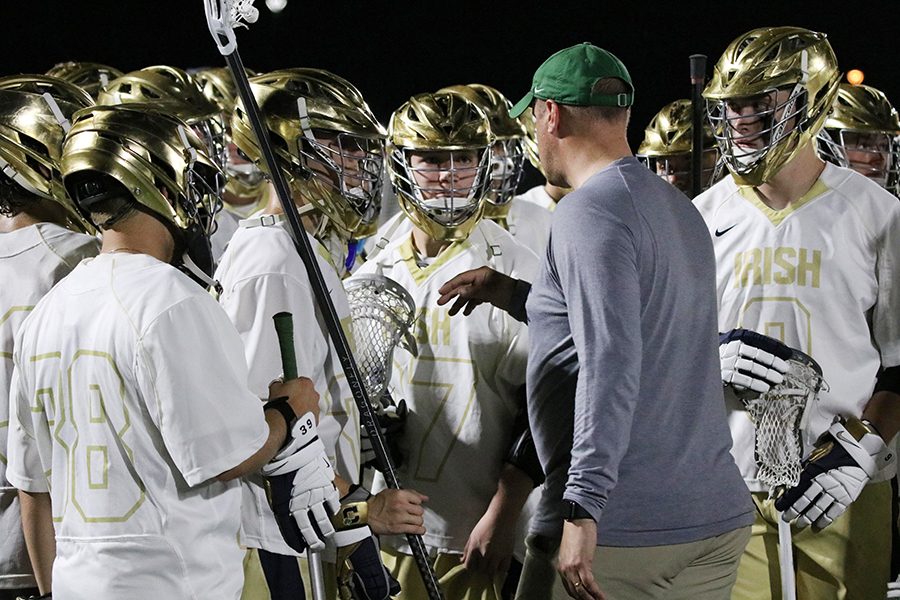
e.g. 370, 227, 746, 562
3, 0, 897, 186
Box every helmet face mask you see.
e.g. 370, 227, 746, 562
392, 147, 491, 232
487, 138, 525, 207
295, 128, 384, 236
708, 85, 809, 183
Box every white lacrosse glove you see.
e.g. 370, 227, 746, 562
262, 412, 341, 551
775, 416, 895, 529
719, 328, 792, 394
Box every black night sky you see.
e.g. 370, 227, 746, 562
3, 0, 898, 186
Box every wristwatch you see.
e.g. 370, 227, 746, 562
563, 500, 594, 522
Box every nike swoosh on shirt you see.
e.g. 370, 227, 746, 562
715, 224, 738, 237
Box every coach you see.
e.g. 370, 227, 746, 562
507, 43, 753, 599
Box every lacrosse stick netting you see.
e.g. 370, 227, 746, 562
740, 348, 826, 600
344, 273, 417, 407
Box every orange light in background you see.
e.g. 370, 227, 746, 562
847, 69, 865, 85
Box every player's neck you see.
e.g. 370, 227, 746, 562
99, 211, 175, 264
0, 211, 42, 232
753, 144, 825, 211
411, 227, 451, 259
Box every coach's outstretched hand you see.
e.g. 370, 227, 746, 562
438, 266, 523, 317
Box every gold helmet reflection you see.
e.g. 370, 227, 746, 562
389, 91, 494, 242
99, 66, 226, 170
438, 84, 526, 214
45, 62, 123, 99
0, 75, 94, 231
819, 83, 900, 193
230, 68, 387, 238
636, 99, 720, 195
61, 104, 223, 235
704, 27, 840, 186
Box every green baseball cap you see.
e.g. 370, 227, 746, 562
509, 43, 634, 118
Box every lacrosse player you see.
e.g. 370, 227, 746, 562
636, 99, 721, 197
694, 27, 900, 599
818, 82, 900, 197
217, 68, 419, 599
350, 90, 540, 600
5, 104, 333, 598
193, 66, 270, 260
0, 75, 98, 599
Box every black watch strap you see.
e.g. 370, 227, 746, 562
263, 396, 297, 434
563, 500, 594, 522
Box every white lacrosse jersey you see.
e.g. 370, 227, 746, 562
0, 223, 98, 590
6, 252, 268, 599
498, 198, 552, 251
516, 185, 557, 212
215, 214, 360, 555
353, 219, 539, 554
693, 163, 900, 492
210, 194, 269, 262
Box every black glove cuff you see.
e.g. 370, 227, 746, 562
263, 397, 297, 447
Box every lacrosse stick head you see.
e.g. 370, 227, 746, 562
204, 0, 259, 56
344, 273, 417, 407
741, 347, 826, 493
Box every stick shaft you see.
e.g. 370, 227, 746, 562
271, 312, 326, 600
220, 46, 443, 600
690, 54, 707, 198
777, 516, 796, 600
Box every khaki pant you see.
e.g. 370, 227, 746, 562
733, 483, 892, 600
516, 527, 750, 600
382, 546, 504, 600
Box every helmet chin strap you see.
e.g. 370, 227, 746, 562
180, 250, 222, 295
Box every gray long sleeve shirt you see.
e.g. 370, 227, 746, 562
526, 157, 752, 546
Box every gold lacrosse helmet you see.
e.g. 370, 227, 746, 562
0, 75, 94, 231
99, 66, 227, 170
231, 68, 387, 238
45, 62, 123, 99
704, 26, 840, 186
192, 67, 267, 200
438, 84, 526, 215
819, 83, 900, 193
389, 91, 494, 242
636, 99, 720, 196
62, 104, 223, 235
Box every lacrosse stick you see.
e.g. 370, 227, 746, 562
202, 3, 444, 598
740, 348, 826, 600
